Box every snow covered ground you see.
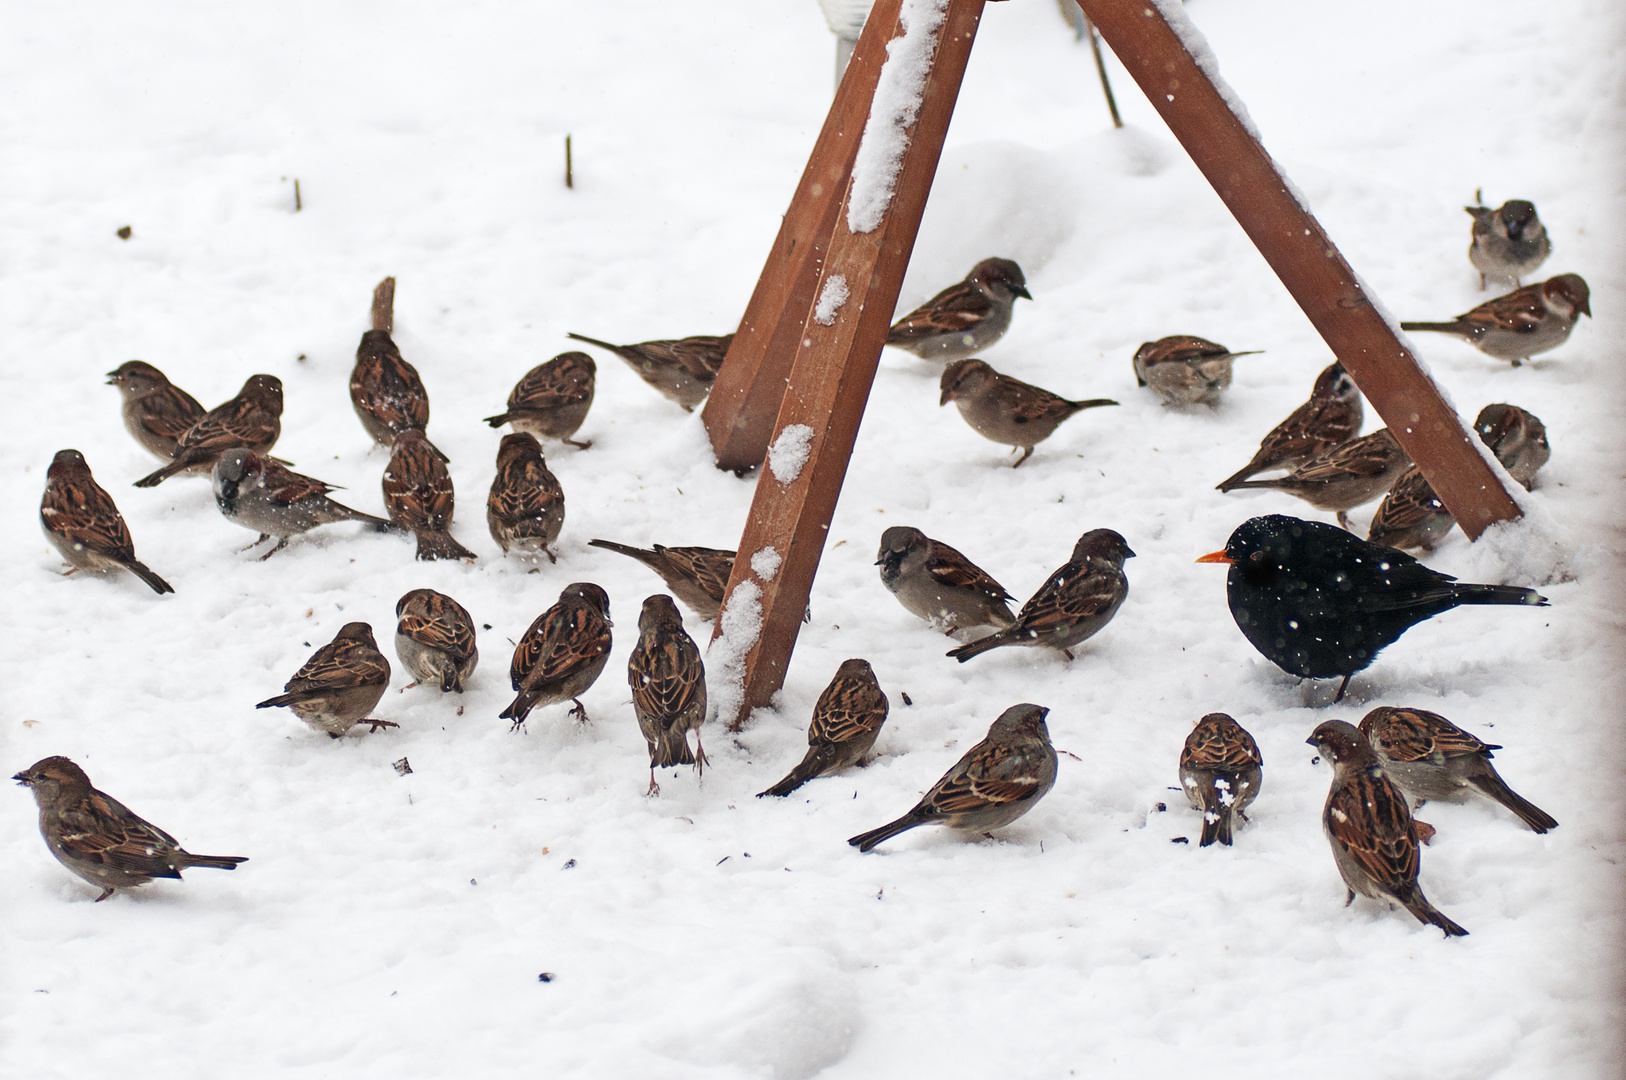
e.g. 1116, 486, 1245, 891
3, 1, 1623, 1075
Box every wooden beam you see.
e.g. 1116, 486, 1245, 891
712, 0, 986, 727
1077, 0, 1521, 538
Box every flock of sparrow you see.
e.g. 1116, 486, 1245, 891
19, 197, 1579, 937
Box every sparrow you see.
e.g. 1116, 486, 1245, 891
939, 359, 1118, 467
383, 429, 476, 561
1475, 403, 1549, 490
566, 331, 732, 412
133, 374, 284, 487
106, 360, 205, 462
1216, 363, 1363, 491
500, 583, 613, 729
627, 594, 708, 795
1131, 336, 1260, 407
1307, 720, 1468, 936
487, 433, 565, 563
587, 539, 734, 620
875, 526, 1016, 634
947, 529, 1133, 662
1366, 465, 1454, 552
1400, 273, 1590, 365
14, 756, 246, 901
256, 622, 395, 736
1199, 515, 1548, 701
848, 703, 1057, 852
41, 449, 173, 594
1178, 712, 1263, 847
350, 329, 445, 456
1223, 428, 1411, 529
885, 258, 1031, 362
212, 448, 393, 559
759, 658, 889, 798
1466, 199, 1550, 289
1358, 706, 1557, 833
483, 351, 595, 449
395, 588, 479, 693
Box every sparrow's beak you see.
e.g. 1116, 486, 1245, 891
938, 386, 958, 406
105, 371, 122, 384
1196, 550, 1234, 565
13, 772, 30, 785
1012, 285, 1033, 301
1579, 297, 1592, 318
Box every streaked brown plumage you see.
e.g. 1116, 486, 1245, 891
133, 374, 284, 487
1225, 427, 1411, 529
487, 432, 565, 563
41, 449, 173, 594
1475, 403, 1549, 490
500, 583, 613, 729
1217, 363, 1362, 491
939, 358, 1118, 467
627, 594, 708, 795
1132, 335, 1260, 406
350, 329, 444, 455
256, 622, 394, 737
384, 429, 475, 561
1178, 713, 1263, 847
759, 658, 889, 798
886, 257, 1030, 362
566, 331, 731, 412
875, 525, 1015, 634
212, 448, 394, 558
484, 351, 595, 449
395, 588, 479, 693
1367, 465, 1453, 552
1401, 274, 1590, 365
588, 539, 734, 620
106, 361, 206, 462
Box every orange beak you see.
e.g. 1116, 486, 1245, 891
1196, 550, 1234, 565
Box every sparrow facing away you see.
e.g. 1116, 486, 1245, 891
487, 432, 565, 563
133, 374, 284, 487
15, 756, 246, 901
1224, 427, 1411, 529
1401, 274, 1590, 365
939, 359, 1118, 467
1179, 712, 1263, 847
759, 658, 889, 798
947, 529, 1133, 663
106, 361, 206, 462
41, 449, 173, 594
848, 703, 1057, 852
876, 525, 1016, 634
886, 258, 1031, 362
1466, 199, 1550, 289
483, 351, 595, 449
1216, 363, 1363, 491
256, 622, 395, 737
566, 331, 732, 412
587, 539, 734, 620
627, 594, 708, 795
1307, 720, 1468, 936
350, 329, 444, 456
1366, 465, 1453, 552
500, 583, 613, 729
1358, 706, 1557, 833
213, 448, 393, 559
1475, 403, 1549, 490
1132, 336, 1260, 407
395, 588, 479, 693
383, 429, 476, 561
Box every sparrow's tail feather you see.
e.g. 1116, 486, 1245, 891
946, 630, 1011, 663
499, 691, 535, 723
125, 559, 175, 595
340, 506, 395, 532
649, 729, 696, 770
483, 413, 511, 428
1216, 459, 1268, 492
848, 814, 923, 853
1399, 321, 1465, 334
439, 666, 461, 694
1219, 478, 1287, 492
566, 332, 628, 356
415, 530, 477, 562
1065, 397, 1120, 413
256, 693, 298, 710
1400, 889, 1469, 937
1472, 770, 1558, 833
1198, 807, 1233, 848
1448, 583, 1549, 608
180, 853, 247, 871
757, 750, 825, 799
133, 453, 199, 487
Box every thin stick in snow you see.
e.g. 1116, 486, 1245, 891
565, 134, 574, 190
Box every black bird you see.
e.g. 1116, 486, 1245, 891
1198, 515, 1548, 700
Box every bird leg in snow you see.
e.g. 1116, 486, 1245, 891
569, 699, 592, 724
1334, 673, 1353, 702
646, 770, 661, 798
360, 718, 399, 734
1012, 446, 1034, 468
1335, 511, 1352, 531
95, 887, 115, 902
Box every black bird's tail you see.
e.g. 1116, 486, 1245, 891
1448, 584, 1549, 607
1471, 770, 1558, 833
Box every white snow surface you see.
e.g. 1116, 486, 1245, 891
813, 273, 850, 326
846, 0, 950, 234
4, 1, 1625, 1077
768, 423, 816, 484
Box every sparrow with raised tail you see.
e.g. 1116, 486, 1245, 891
500, 583, 613, 729
1200, 515, 1548, 701
1216, 363, 1362, 491
133, 374, 284, 487
487, 432, 565, 563
41, 449, 173, 594
1307, 720, 1467, 936
351, 329, 446, 456
1179, 712, 1263, 847
14, 757, 246, 901
483, 351, 595, 449
759, 658, 889, 798
886, 258, 1031, 362
849, 703, 1057, 852
627, 594, 708, 795
213, 448, 393, 559
1367, 465, 1453, 552
876, 526, 1016, 634
106, 361, 205, 462
939, 359, 1118, 467
1132, 336, 1260, 406
256, 622, 395, 736
1358, 706, 1557, 833
566, 331, 732, 412
948, 529, 1133, 663
1475, 403, 1549, 490
1466, 199, 1550, 288
383, 429, 475, 561
587, 539, 734, 620
1401, 274, 1590, 365
395, 588, 479, 693
1223, 428, 1411, 529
